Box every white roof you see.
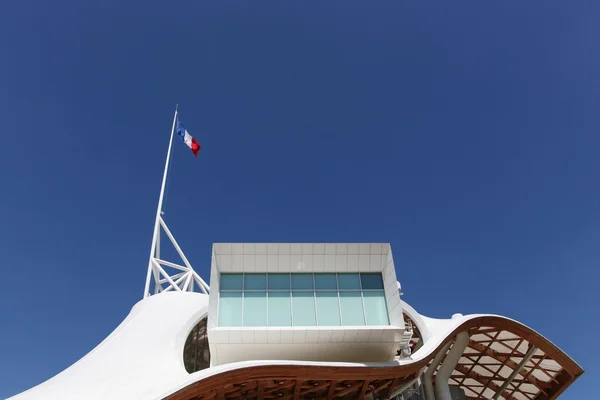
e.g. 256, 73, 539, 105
8, 290, 582, 400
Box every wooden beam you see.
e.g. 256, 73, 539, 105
357, 380, 371, 400
292, 380, 301, 399
372, 380, 392, 395
299, 382, 325, 396
480, 338, 525, 397
454, 364, 516, 400
459, 355, 506, 382
257, 380, 264, 400
505, 355, 545, 399
264, 382, 295, 396
327, 381, 338, 399
333, 382, 362, 398
546, 369, 579, 400
471, 327, 500, 334
460, 331, 501, 387
468, 340, 551, 390
492, 345, 537, 400
386, 377, 402, 398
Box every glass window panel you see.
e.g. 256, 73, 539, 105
268, 273, 290, 291
316, 291, 341, 326
220, 274, 243, 291
363, 291, 389, 325
360, 273, 384, 290
244, 273, 266, 291
314, 274, 337, 290
268, 292, 291, 326
218, 292, 242, 326
291, 273, 314, 290
243, 292, 267, 326
292, 292, 316, 326
337, 273, 361, 290
339, 292, 365, 326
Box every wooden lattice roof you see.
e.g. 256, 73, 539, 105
403, 313, 582, 400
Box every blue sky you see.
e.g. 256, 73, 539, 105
0, 1, 598, 398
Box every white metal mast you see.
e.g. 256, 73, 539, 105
143, 106, 210, 298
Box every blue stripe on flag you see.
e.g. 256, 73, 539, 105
176, 121, 185, 139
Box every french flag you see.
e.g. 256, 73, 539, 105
176, 121, 201, 157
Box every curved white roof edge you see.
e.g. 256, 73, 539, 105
9, 291, 575, 400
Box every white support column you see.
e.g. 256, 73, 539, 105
172, 271, 190, 288
155, 221, 160, 260
155, 258, 189, 272
183, 273, 193, 291
151, 259, 182, 292
153, 223, 161, 294
435, 331, 469, 400
423, 341, 452, 400
158, 271, 186, 285
492, 345, 538, 399
158, 217, 194, 271
163, 272, 189, 292
144, 106, 178, 298
152, 266, 162, 294
193, 274, 210, 294
192, 270, 210, 293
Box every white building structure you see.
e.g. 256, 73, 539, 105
207, 243, 407, 366
5, 110, 584, 400
7, 242, 584, 400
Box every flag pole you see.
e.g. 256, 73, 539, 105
144, 105, 178, 298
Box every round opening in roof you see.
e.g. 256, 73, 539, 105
183, 318, 210, 373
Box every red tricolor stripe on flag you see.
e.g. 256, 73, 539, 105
176, 121, 200, 157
